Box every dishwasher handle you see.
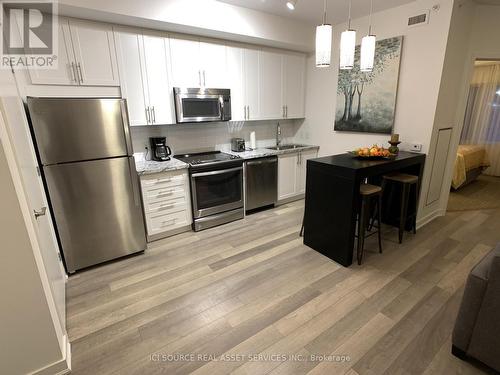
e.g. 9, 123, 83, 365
246, 157, 278, 166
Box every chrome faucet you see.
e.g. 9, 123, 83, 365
276, 122, 282, 148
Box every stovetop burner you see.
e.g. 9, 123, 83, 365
175, 151, 241, 167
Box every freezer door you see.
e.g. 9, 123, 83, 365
44, 157, 146, 272
27, 97, 132, 164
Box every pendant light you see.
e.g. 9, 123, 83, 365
315, 0, 332, 67
360, 0, 376, 72
340, 0, 356, 70
286, 0, 298, 10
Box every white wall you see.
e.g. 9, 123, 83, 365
296, 0, 455, 223
58, 0, 314, 52
422, 0, 475, 221
0, 141, 66, 375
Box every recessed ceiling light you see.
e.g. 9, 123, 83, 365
286, 0, 297, 10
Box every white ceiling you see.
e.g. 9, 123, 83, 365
217, 0, 416, 25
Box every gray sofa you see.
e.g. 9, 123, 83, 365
452, 244, 500, 371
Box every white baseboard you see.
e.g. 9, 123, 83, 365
416, 208, 446, 230
31, 335, 71, 375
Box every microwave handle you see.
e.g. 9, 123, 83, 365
219, 96, 224, 120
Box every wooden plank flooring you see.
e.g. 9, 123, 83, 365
66, 200, 499, 374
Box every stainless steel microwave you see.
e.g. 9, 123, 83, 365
173, 87, 231, 123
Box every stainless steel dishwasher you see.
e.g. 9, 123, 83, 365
245, 156, 278, 211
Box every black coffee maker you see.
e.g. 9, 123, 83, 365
149, 137, 172, 161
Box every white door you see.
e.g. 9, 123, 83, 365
28, 19, 78, 85
278, 153, 298, 201
200, 41, 227, 88
143, 34, 174, 125
297, 150, 317, 194
114, 28, 149, 126
226, 46, 244, 121
169, 37, 201, 87
0, 97, 66, 335
283, 53, 306, 119
69, 19, 120, 86
243, 48, 260, 120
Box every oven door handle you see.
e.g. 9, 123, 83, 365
191, 166, 242, 178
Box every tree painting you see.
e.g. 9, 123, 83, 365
334, 36, 403, 134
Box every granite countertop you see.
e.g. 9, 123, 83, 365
135, 144, 320, 175
135, 157, 189, 176
226, 144, 320, 160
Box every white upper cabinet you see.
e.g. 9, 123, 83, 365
226, 46, 245, 121
243, 48, 260, 120
143, 34, 174, 125
115, 28, 174, 126
114, 27, 148, 126
169, 37, 202, 87
258, 50, 283, 120
283, 53, 306, 119
28, 21, 77, 85
68, 19, 120, 86
28, 18, 119, 86
169, 36, 227, 88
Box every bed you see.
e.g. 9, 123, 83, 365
451, 145, 490, 190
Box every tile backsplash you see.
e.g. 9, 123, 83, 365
131, 119, 303, 157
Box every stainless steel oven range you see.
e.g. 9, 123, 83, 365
175, 151, 244, 231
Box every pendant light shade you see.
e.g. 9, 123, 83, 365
316, 24, 332, 67
339, 29, 356, 69
339, 0, 356, 70
286, 0, 297, 10
360, 34, 376, 71
315, 0, 332, 67
360, 0, 376, 72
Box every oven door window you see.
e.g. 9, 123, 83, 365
194, 169, 242, 210
182, 97, 221, 120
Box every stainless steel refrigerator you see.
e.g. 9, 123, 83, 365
27, 97, 146, 273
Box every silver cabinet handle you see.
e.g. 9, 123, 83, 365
76, 62, 83, 84
151, 106, 156, 123
283, 105, 285, 118
34, 206, 47, 219
203, 70, 206, 86
198, 70, 201, 86
70, 62, 77, 83
247, 106, 250, 119
286, 105, 288, 118
145, 107, 151, 124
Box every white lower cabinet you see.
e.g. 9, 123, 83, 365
278, 149, 318, 202
140, 170, 192, 241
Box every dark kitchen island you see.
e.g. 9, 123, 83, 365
302, 151, 426, 267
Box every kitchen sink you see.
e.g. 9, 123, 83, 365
267, 144, 308, 151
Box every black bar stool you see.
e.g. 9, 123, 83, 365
382, 173, 418, 244
356, 183, 383, 265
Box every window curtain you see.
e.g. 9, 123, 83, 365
461, 64, 500, 176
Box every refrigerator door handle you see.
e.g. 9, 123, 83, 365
120, 100, 133, 156
128, 157, 141, 207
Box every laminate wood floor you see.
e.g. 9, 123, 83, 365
66, 200, 500, 374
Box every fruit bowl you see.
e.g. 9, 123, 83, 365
347, 145, 395, 159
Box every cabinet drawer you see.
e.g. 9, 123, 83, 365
141, 173, 185, 190
143, 186, 186, 204
146, 198, 187, 216
146, 210, 189, 235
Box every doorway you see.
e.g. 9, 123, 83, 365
448, 59, 500, 212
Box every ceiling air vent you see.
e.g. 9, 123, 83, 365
408, 10, 430, 28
